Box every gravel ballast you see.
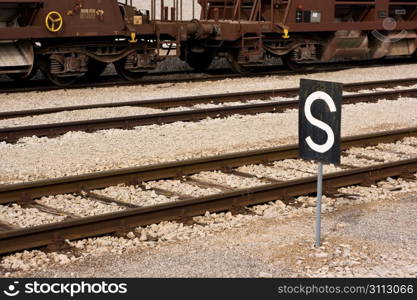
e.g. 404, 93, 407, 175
36, 195, 126, 217
1, 175, 416, 277
0, 204, 66, 228
0, 99, 416, 184
94, 185, 179, 207
144, 180, 221, 198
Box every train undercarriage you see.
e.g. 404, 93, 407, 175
35, 39, 159, 85
182, 0, 417, 73
0, 1, 167, 85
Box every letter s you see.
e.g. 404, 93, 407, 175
25, 283, 34, 294
118, 283, 128, 294
304, 91, 336, 153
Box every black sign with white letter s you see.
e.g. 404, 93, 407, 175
299, 79, 342, 165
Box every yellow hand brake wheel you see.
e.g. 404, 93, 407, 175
45, 11, 63, 32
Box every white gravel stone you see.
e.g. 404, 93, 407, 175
191, 171, 265, 189
144, 179, 221, 197
238, 163, 307, 181
376, 138, 417, 157
249, 200, 291, 217
238, 159, 342, 181
0, 204, 66, 228
273, 159, 342, 174
294, 237, 417, 278
36, 194, 125, 217
347, 146, 409, 162
340, 154, 378, 167
0, 250, 77, 272
94, 185, 178, 207
403, 137, 417, 146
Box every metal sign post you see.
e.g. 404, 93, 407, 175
315, 162, 323, 247
299, 79, 342, 247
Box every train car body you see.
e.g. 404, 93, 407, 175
1, 0, 417, 85
0, 0, 205, 84
195, 0, 417, 71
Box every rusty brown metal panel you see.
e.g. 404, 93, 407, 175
286, 21, 417, 32
196, 0, 417, 36
0, 0, 127, 39
3, 0, 417, 41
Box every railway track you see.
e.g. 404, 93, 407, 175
0, 57, 414, 95
1, 77, 417, 120
0, 82, 416, 143
0, 126, 416, 255
0, 66, 313, 95
0, 68, 249, 94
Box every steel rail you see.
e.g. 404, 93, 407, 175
0, 67, 297, 95
0, 88, 416, 143
0, 58, 414, 95
0, 157, 415, 255
1, 77, 417, 120
0, 126, 415, 205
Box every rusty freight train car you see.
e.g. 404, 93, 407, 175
192, 0, 417, 72
1, 0, 417, 86
0, 0, 211, 85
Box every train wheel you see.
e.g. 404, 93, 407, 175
283, 56, 303, 71
39, 57, 80, 86
7, 65, 38, 82
228, 52, 254, 74
44, 73, 80, 86
229, 59, 254, 74
186, 51, 214, 71
283, 53, 315, 72
7, 44, 37, 82
84, 59, 107, 81
114, 58, 146, 82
